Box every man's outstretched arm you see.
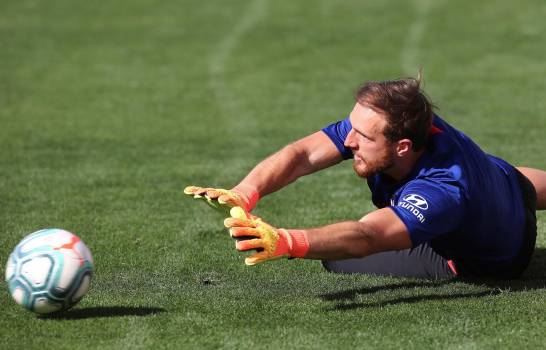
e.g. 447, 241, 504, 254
233, 131, 344, 199
304, 208, 413, 260
225, 207, 412, 265
185, 131, 344, 211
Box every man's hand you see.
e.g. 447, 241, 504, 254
183, 186, 258, 213
224, 207, 309, 265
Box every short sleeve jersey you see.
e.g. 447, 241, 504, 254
322, 115, 527, 268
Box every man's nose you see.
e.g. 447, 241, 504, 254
344, 129, 356, 148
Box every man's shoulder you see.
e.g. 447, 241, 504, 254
401, 177, 464, 199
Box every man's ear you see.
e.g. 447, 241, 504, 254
395, 139, 413, 157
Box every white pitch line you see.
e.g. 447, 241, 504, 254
209, 0, 267, 119
400, 0, 434, 76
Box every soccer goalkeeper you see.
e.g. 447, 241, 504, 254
185, 76, 546, 279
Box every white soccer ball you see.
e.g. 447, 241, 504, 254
5, 228, 94, 314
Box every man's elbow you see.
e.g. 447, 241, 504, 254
350, 218, 412, 257
282, 143, 314, 177
345, 221, 381, 258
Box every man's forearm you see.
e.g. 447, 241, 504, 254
232, 132, 343, 202
299, 221, 376, 260
296, 209, 413, 260
225, 211, 377, 265
224, 207, 412, 265
233, 144, 313, 199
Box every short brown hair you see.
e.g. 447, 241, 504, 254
355, 75, 435, 151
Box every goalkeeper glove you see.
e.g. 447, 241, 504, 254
224, 207, 309, 265
183, 186, 259, 213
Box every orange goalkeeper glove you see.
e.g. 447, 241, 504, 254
183, 186, 259, 213
224, 207, 309, 265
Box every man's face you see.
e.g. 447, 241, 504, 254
345, 103, 396, 178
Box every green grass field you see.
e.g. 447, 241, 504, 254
2, 0, 546, 348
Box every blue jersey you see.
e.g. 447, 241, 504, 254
322, 115, 526, 270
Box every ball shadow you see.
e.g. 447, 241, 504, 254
39, 306, 166, 320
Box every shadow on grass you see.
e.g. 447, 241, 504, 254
320, 248, 546, 311
39, 306, 166, 320
461, 247, 546, 290
332, 290, 502, 311
320, 279, 452, 302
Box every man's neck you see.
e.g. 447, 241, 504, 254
384, 149, 426, 182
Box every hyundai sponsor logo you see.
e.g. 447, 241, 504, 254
398, 194, 429, 223
402, 194, 429, 210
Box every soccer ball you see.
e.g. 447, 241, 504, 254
5, 228, 94, 314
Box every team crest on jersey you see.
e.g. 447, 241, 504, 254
397, 194, 428, 223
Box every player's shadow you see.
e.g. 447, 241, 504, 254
319, 248, 546, 311
465, 247, 546, 291
318, 280, 498, 311
39, 306, 166, 320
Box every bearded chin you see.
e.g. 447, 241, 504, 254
353, 158, 395, 179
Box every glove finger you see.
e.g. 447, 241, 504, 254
218, 194, 234, 207
183, 186, 202, 195
217, 193, 243, 207
187, 189, 230, 213
200, 192, 232, 210
245, 252, 287, 266
229, 227, 261, 238
205, 189, 227, 199
192, 187, 212, 198
224, 217, 255, 228
236, 238, 264, 252
244, 251, 270, 266
230, 206, 253, 220
199, 187, 216, 196
204, 194, 223, 205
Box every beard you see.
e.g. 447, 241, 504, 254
352, 153, 395, 179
